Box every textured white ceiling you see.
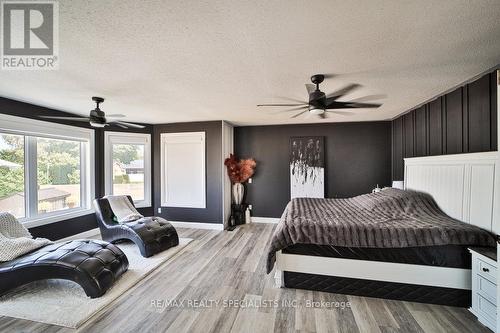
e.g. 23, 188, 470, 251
0, 1, 499, 126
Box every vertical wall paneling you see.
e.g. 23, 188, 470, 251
462, 84, 469, 152
468, 74, 491, 152
441, 96, 447, 154
415, 106, 427, 156
428, 98, 443, 156
445, 88, 463, 154
491, 72, 498, 149
403, 112, 415, 158
391, 70, 498, 180
392, 117, 404, 180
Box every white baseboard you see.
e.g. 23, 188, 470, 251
58, 228, 100, 241
57, 221, 223, 242
251, 217, 280, 224
169, 221, 224, 230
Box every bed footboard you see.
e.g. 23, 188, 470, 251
283, 271, 471, 307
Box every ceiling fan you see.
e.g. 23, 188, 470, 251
40, 97, 145, 129
257, 74, 383, 119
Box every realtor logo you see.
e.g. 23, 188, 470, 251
1, 1, 58, 70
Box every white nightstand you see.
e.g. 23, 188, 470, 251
469, 247, 497, 332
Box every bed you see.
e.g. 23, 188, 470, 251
267, 151, 500, 306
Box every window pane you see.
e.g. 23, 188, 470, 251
0, 133, 25, 218
37, 137, 81, 214
112, 144, 145, 201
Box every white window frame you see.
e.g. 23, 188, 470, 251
0, 113, 95, 228
104, 131, 151, 208
160, 132, 206, 208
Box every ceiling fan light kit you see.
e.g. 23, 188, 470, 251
309, 107, 325, 115
39, 97, 145, 129
257, 73, 383, 119
89, 120, 107, 128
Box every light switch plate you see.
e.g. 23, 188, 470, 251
158, 208, 161, 214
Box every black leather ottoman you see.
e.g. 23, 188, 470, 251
94, 197, 179, 258
0, 239, 128, 298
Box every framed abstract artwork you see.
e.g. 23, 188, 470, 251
289, 136, 325, 199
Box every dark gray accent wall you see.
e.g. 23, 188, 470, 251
234, 121, 392, 218
153, 121, 223, 224
0, 97, 153, 240
391, 71, 498, 180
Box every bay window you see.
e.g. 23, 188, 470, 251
0, 114, 94, 227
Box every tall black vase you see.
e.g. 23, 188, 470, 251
231, 204, 248, 226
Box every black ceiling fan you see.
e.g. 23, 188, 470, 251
257, 74, 383, 119
40, 97, 145, 129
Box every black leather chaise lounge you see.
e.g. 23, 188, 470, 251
0, 239, 129, 298
94, 196, 179, 257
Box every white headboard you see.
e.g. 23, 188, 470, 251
404, 152, 500, 234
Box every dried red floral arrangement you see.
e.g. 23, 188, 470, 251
224, 154, 256, 183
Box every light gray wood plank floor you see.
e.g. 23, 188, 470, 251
0, 223, 492, 333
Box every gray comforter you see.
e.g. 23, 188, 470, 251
266, 188, 495, 273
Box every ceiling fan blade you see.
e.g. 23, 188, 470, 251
348, 94, 387, 103
322, 74, 337, 79
40, 116, 90, 122
325, 110, 354, 116
344, 102, 382, 108
106, 113, 126, 118
325, 84, 361, 101
305, 84, 316, 95
112, 123, 128, 129
325, 101, 382, 109
274, 96, 308, 104
291, 110, 309, 118
272, 106, 309, 114
112, 121, 146, 129
257, 103, 307, 107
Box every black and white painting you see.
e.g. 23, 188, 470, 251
290, 136, 324, 199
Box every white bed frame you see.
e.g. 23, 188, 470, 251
275, 151, 500, 290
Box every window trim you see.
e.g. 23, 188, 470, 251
104, 131, 151, 208
0, 113, 95, 228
